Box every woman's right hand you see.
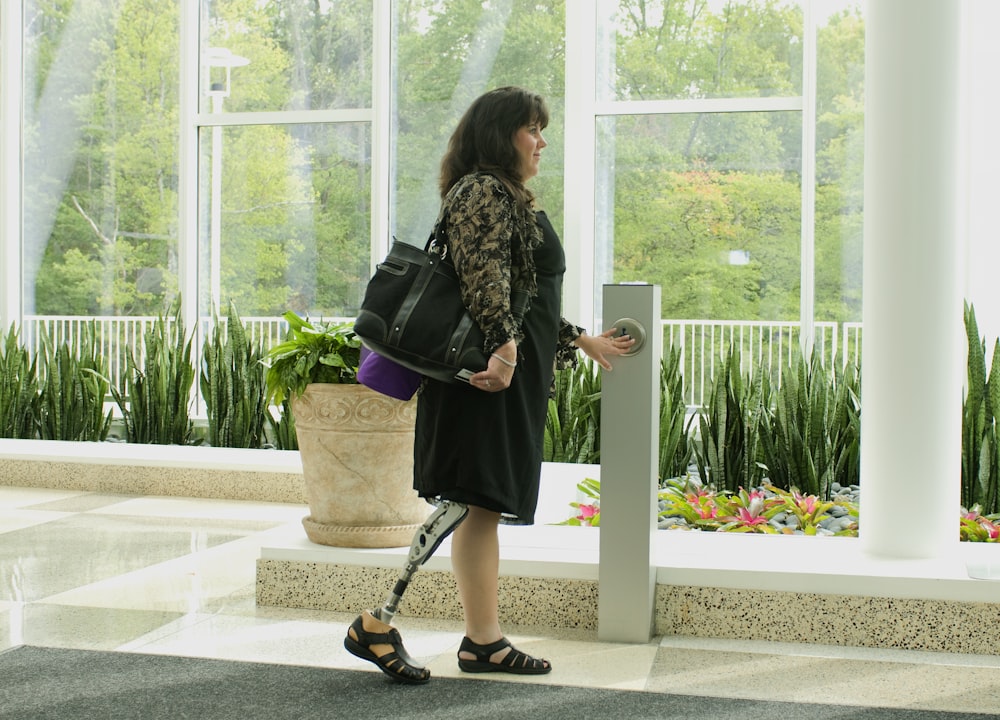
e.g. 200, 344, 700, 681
574, 328, 635, 371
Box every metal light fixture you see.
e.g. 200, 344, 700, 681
204, 47, 250, 100
204, 47, 250, 312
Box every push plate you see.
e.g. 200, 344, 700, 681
610, 317, 646, 357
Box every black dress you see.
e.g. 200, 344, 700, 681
412, 212, 565, 524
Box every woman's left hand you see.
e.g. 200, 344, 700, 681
574, 328, 635, 371
470, 340, 517, 392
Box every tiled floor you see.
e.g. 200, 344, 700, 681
3, 485, 1000, 715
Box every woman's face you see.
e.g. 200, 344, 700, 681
513, 122, 547, 181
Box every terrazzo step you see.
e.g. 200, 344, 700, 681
257, 525, 1000, 655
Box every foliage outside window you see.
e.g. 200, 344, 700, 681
597, 0, 863, 324
393, 0, 567, 245
23, 0, 181, 317
19, 0, 864, 334
199, 0, 373, 319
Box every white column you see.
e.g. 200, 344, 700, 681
859, 0, 964, 559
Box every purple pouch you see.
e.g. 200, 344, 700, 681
357, 346, 422, 401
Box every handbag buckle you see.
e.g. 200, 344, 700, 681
428, 240, 448, 262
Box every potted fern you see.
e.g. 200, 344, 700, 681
264, 311, 429, 548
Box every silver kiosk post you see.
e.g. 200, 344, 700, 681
598, 283, 661, 643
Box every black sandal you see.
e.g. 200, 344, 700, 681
344, 612, 430, 684
457, 636, 552, 675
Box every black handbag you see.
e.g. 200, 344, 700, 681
354, 231, 527, 385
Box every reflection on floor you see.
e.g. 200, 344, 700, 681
2, 486, 1000, 714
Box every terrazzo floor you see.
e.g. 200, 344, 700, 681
2, 485, 1000, 716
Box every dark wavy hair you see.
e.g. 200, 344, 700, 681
438, 86, 550, 206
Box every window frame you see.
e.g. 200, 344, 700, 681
566, 0, 817, 338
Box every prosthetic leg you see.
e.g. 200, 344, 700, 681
344, 500, 469, 683
373, 500, 469, 624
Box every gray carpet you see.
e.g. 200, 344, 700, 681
1, 645, 996, 720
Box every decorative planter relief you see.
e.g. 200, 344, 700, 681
292, 383, 429, 547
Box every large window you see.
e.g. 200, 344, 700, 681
17, 0, 373, 322
594, 0, 864, 325
392, 0, 567, 246
5, 0, 865, 341
196, 122, 371, 317
22, 0, 180, 317
198, 0, 373, 319
600, 111, 803, 321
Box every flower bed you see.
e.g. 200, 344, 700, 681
559, 476, 1000, 542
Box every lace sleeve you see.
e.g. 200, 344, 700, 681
444, 176, 524, 352
555, 318, 585, 370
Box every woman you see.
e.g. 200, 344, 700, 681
345, 87, 633, 683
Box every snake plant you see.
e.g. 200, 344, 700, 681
659, 344, 696, 482
111, 301, 196, 445
694, 345, 769, 494
962, 302, 1000, 514
266, 397, 298, 451
36, 323, 113, 442
544, 358, 602, 464
200, 303, 270, 449
0, 324, 39, 439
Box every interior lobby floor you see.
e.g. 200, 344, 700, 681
3, 485, 1000, 716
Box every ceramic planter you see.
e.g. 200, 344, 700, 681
291, 383, 429, 547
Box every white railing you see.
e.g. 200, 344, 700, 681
663, 319, 863, 407
21, 314, 862, 413
20, 315, 308, 395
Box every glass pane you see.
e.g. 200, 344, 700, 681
597, 111, 802, 321
814, 0, 864, 325
601, 0, 803, 101
201, 0, 372, 114
22, 0, 180, 316
393, 0, 566, 244
198, 123, 370, 319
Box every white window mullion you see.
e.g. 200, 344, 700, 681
595, 96, 803, 116
178, 0, 200, 339
195, 108, 373, 127
371, 0, 392, 271
0, 0, 24, 329
564, 0, 599, 331
800, 0, 818, 353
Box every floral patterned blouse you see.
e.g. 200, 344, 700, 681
437, 172, 584, 370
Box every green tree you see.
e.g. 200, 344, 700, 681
24, 0, 865, 332
607, 0, 863, 325
30, 0, 180, 316
814, 7, 865, 322
394, 0, 566, 244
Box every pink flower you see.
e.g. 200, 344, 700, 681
576, 504, 599, 521
794, 491, 817, 514
686, 497, 717, 519
695, 504, 718, 520
736, 507, 768, 525
980, 518, 999, 540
